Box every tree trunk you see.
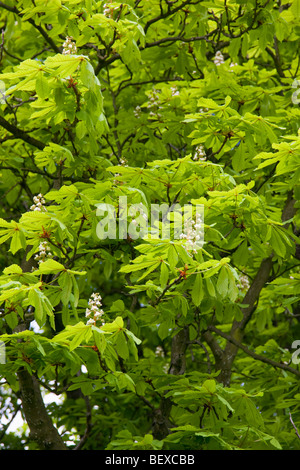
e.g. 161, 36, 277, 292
18, 369, 66, 450
14, 252, 67, 450
152, 327, 189, 439
212, 194, 296, 386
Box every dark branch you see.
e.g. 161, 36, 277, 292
0, 115, 46, 150
208, 325, 300, 378
0, 2, 60, 53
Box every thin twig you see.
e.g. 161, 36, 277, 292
73, 396, 92, 450
289, 413, 300, 440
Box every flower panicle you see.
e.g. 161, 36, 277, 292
34, 241, 53, 265
85, 293, 105, 326
62, 37, 77, 55
30, 193, 47, 212
180, 213, 204, 255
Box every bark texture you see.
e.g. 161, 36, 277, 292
13, 251, 67, 450
152, 326, 189, 439
17, 369, 66, 450
205, 193, 297, 386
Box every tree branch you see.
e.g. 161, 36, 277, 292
144, 0, 203, 34
152, 326, 189, 440
266, 37, 285, 79
289, 412, 300, 440
215, 192, 297, 385
73, 396, 92, 450
0, 115, 46, 150
208, 325, 300, 378
11, 251, 67, 450
0, 2, 60, 54
17, 368, 66, 449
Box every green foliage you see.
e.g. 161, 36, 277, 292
0, 0, 300, 451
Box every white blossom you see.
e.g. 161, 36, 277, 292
213, 50, 224, 66
193, 145, 206, 161
34, 241, 53, 265
85, 292, 105, 326
30, 193, 47, 212
147, 89, 161, 110
238, 274, 250, 291
229, 62, 238, 72
181, 213, 204, 254
62, 37, 77, 55
171, 86, 180, 97
119, 157, 128, 166
134, 105, 141, 118
155, 346, 165, 358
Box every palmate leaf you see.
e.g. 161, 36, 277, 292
0, 59, 42, 94
28, 287, 55, 329
191, 273, 203, 306
216, 266, 229, 296
52, 321, 93, 349
119, 257, 162, 274
45, 54, 87, 78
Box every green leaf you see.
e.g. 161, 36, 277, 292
205, 277, 216, 297
160, 261, 169, 290
168, 245, 178, 270
192, 273, 203, 306
28, 289, 46, 326
92, 327, 106, 354
37, 259, 66, 274
35, 72, 50, 99
58, 271, 73, 306
291, 0, 300, 17
115, 331, 129, 360
70, 326, 91, 351
9, 230, 25, 254
270, 227, 286, 257
125, 330, 142, 345
202, 379, 216, 394
45, 54, 85, 78
3, 264, 23, 275
216, 266, 229, 296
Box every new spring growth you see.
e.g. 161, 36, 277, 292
103, 2, 119, 17
86, 293, 105, 326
